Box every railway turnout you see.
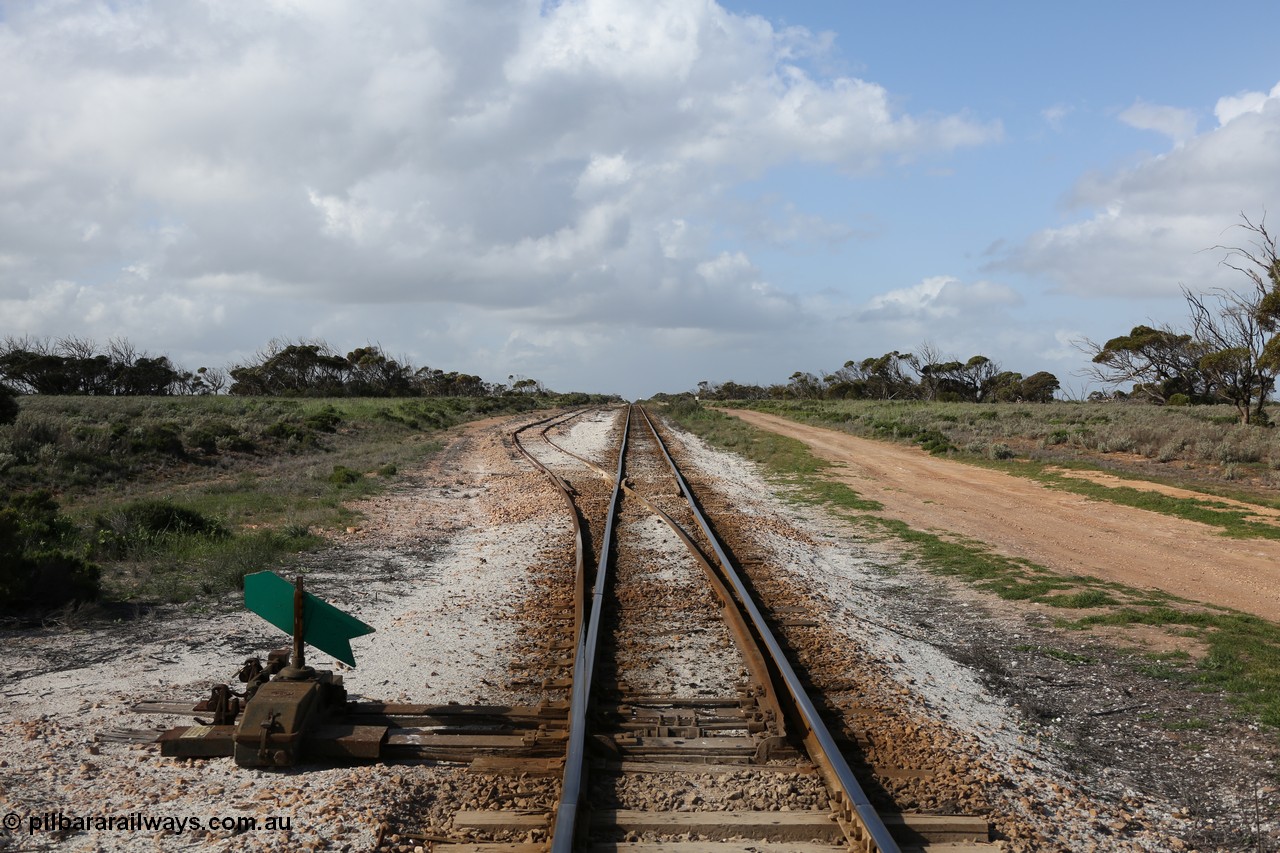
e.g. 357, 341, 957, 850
105, 404, 995, 852
509, 405, 995, 852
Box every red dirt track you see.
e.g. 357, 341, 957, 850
725, 408, 1280, 622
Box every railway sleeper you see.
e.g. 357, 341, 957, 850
134, 699, 567, 725
606, 734, 800, 764
509, 656, 575, 670
448, 807, 992, 848
143, 725, 572, 763
613, 723, 751, 737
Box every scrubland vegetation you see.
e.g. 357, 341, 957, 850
0, 332, 621, 616
0, 392, 608, 616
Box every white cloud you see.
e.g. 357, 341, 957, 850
1118, 99, 1197, 143
1001, 80, 1280, 299
1214, 82, 1280, 125
576, 154, 633, 195
1042, 103, 1071, 132
855, 274, 1024, 343
1044, 328, 1085, 363
0, 0, 999, 396
856, 276, 1021, 323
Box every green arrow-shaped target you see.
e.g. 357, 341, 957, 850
243, 571, 374, 667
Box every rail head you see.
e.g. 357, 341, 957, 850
542, 405, 631, 853
637, 405, 902, 853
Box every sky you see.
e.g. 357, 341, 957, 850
2, 1, 1279, 399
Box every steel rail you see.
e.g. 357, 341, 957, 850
538, 409, 794, 757
547, 405, 630, 853
637, 405, 903, 853
512, 409, 592, 647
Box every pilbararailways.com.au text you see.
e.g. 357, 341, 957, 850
5, 810, 294, 835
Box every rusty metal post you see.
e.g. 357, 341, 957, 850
278, 576, 314, 681
293, 575, 305, 673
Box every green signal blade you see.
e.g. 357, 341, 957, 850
243, 571, 375, 667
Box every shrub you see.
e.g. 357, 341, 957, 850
201, 527, 316, 593
664, 397, 706, 419
265, 419, 320, 447
1046, 429, 1070, 445
915, 429, 954, 455
0, 490, 100, 611
0, 385, 18, 425
185, 420, 254, 454
93, 499, 227, 558
263, 405, 350, 447
377, 463, 397, 476
988, 443, 1015, 460
328, 465, 361, 485
8, 415, 64, 462
129, 423, 185, 457
303, 406, 342, 433
1167, 393, 1191, 406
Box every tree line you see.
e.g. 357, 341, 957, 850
695, 348, 1061, 403
0, 336, 224, 396
1079, 215, 1280, 424
0, 336, 554, 400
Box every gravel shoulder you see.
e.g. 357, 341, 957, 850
667, 414, 1280, 851
0, 412, 581, 852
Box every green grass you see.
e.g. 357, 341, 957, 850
661, 397, 1280, 730
981, 458, 1280, 540
726, 397, 1280, 505
724, 397, 1280, 540
1163, 717, 1209, 731
1, 395, 559, 607
662, 397, 881, 511
664, 401, 1139, 607
1014, 644, 1097, 665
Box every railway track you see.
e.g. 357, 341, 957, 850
468, 405, 996, 853
112, 404, 997, 851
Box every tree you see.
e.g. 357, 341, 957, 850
856, 352, 918, 399
508, 375, 544, 395
1178, 214, 1280, 423
1079, 214, 1280, 422
197, 366, 228, 395
914, 352, 1002, 402
229, 339, 348, 396
1077, 325, 1207, 404
716, 380, 768, 400
785, 371, 824, 399
1184, 285, 1274, 423
912, 341, 946, 401
345, 345, 413, 396
987, 370, 1061, 402
0, 335, 183, 396
1018, 371, 1062, 402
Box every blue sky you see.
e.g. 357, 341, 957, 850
2, 1, 1278, 398
721, 1, 1280, 371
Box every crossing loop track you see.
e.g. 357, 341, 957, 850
514, 405, 904, 853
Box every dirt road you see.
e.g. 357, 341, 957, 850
726, 408, 1280, 622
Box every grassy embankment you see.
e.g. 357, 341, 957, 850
0, 395, 551, 609
662, 397, 1280, 728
